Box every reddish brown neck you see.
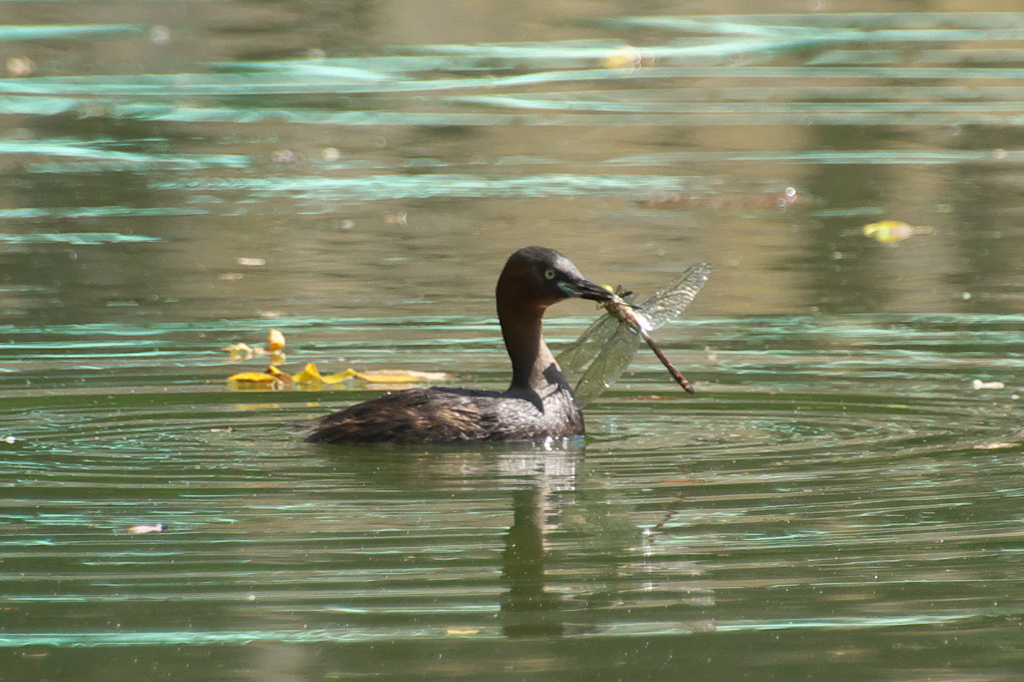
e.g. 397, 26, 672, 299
498, 300, 557, 391
495, 261, 563, 392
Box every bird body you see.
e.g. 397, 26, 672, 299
305, 246, 611, 445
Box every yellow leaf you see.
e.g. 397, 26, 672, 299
227, 371, 276, 383
351, 369, 454, 383
321, 368, 359, 385
223, 342, 256, 361
862, 220, 933, 244
226, 371, 283, 388
292, 363, 324, 384
602, 45, 642, 70
266, 329, 286, 351
266, 365, 292, 382
228, 365, 292, 390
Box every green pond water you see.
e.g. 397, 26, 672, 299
2, 3, 1024, 681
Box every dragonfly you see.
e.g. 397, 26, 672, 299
556, 262, 712, 406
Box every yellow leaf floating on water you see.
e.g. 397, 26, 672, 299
291, 363, 356, 385
862, 220, 934, 244
350, 369, 454, 383
266, 365, 291, 380
266, 328, 286, 352
227, 371, 278, 384
322, 369, 359, 384
224, 329, 453, 391
223, 329, 285, 364
227, 365, 292, 390
291, 363, 323, 384
293, 364, 365, 385
266, 329, 286, 365
228, 362, 450, 391
223, 342, 256, 361
602, 45, 643, 70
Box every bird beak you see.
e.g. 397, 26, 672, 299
563, 277, 615, 302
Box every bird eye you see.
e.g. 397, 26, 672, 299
544, 269, 556, 280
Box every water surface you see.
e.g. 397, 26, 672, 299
2, 2, 1024, 680
4, 314, 1023, 680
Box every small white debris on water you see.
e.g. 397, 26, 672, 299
973, 442, 1018, 450
127, 524, 165, 534
972, 379, 1005, 390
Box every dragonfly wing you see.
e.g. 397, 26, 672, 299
556, 313, 620, 382
556, 262, 711, 406
641, 262, 713, 331
569, 324, 642, 406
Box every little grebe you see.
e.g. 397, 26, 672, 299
305, 246, 614, 444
